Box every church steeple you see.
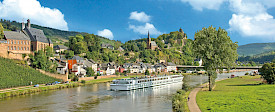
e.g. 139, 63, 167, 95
147, 30, 151, 49
148, 30, 150, 39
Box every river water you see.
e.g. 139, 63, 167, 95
0, 71, 252, 112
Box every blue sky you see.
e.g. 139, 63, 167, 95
1, 0, 275, 45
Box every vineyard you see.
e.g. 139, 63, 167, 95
0, 57, 59, 89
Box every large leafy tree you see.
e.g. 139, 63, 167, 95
193, 26, 238, 91
259, 63, 275, 84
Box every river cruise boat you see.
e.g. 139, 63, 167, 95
110, 75, 183, 91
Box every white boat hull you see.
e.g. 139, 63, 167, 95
110, 75, 183, 91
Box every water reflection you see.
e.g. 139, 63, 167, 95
0, 71, 252, 112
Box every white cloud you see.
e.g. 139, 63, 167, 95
180, 0, 227, 11
129, 23, 162, 35
97, 29, 114, 40
129, 11, 151, 22
228, 0, 275, 40
0, 0, 68, 30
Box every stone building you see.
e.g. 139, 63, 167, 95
147, 31, 158, 50
0, 19, 53, 60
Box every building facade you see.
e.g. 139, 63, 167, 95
0, 19, 53, 60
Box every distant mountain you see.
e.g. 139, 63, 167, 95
0, 19, 116, 45
238, 50, 275, 63
237, 42, 275, 56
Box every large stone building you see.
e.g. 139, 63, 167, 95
147, 31, 158, 50
0, 19, 53, 59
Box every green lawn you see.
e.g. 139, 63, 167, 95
197, 76, 275, 112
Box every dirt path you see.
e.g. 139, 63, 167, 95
188, 78, 228, 112
187, 84, 207, 112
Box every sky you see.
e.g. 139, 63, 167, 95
0, 0, 275, 45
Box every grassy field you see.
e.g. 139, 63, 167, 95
197, 75, 275, 112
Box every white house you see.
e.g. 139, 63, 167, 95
83, 59, 97, 75
72, 64, 86, 76
167, 62, 177, 72
57, 62, 68, 74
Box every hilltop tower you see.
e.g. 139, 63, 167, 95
27, 19, 31, 29
147, 31, 151, 49
179, 27, 184, 33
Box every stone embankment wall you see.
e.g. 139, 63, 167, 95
79, 75, 117, 81
37, 69, 69, 81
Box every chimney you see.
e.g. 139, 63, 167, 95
22, 21, 25, 30
27, 19, 31, 29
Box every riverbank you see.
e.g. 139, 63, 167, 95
0, 73, 191, 99
197, 75, 274, 112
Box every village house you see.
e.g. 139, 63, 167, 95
56, 59, 68, 74
101, 43, 114, 50
83, 59, 97, 75
53, 45, 69, 53
100, 63, 116, 75
167, 62, 177, 72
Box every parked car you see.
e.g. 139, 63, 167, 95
34, 84, 39, 87
45, 83, 52, 86
64, 81, 69, 83
52, 81, 61, 85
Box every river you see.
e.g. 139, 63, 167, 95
0, 71, 252, 112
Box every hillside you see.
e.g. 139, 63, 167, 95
0, 19, 117, 46
0, 57, 59, 89
238, 50, 275, 63
237, 42, 275, 56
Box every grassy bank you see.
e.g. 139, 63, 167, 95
0, 82, 81, 99
0, 74, 145, 99
172, 90, 190, 112
197, 75, 275, 112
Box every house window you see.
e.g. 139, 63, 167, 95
27, 47, 29, 50
21, 41, 23, 44
11, 46, 13, 50
18, 47, 20, 50
24, 47, 26, 50
14, 46, 16, 50
7, 46, 9, 50
11, 41, 13, 44
21, 47, 23, 50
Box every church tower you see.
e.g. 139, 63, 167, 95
147, 31, 151, 49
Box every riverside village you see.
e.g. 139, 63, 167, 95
0, 0, 274, 112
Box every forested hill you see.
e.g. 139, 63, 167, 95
238, 50, 275, 63
0, 19, 117, 45
237, 42, 275, 56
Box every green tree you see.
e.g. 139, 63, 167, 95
0, 23, 4, 39
259, 63, 275, 84
193, 26, 238, 91
44, 46, 54, 57
65, 50, 74, 59
145, 69, 150, 75
74, 42, 87, 54
86, 67, 95, 77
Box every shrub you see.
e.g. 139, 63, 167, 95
81, 80, 86, 84
259, 63, 275, 84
